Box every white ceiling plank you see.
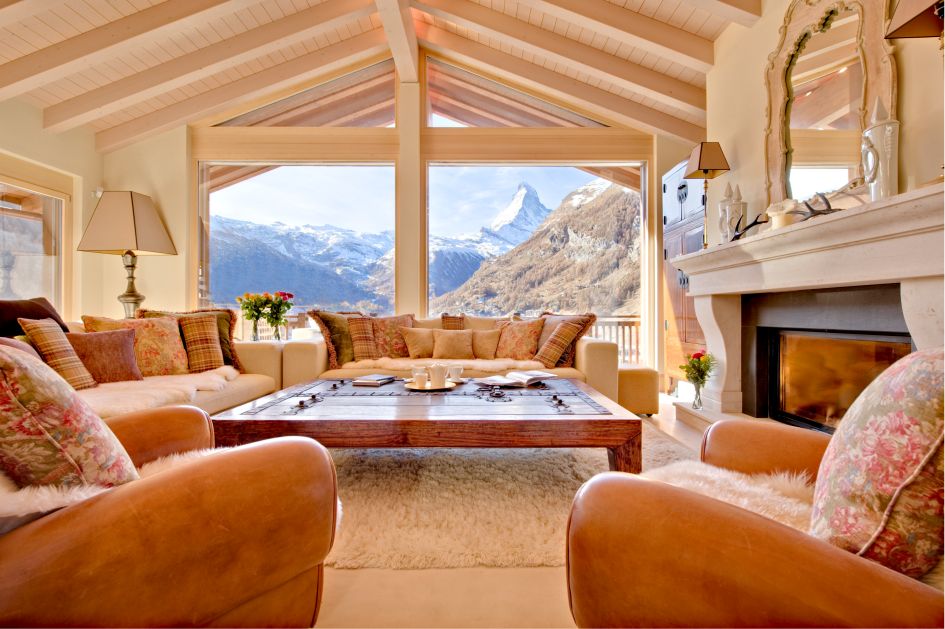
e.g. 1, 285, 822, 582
0, 0, 259, 101
417, 23, 704, 143
683, 0, 761, 27
0, 0, 66, 30
44, 0, 378, 132
514, 0, 713, 73
413, 0, 705, 119
375, 0, 419, 81
95, 28, 391, 153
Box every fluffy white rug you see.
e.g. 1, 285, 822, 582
324, 422, 695, 569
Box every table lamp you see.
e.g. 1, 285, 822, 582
78, 191, 176, 318
684, 142, 730, 248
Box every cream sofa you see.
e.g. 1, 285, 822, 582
282, 322, 619, 401
66, 321, 282, 418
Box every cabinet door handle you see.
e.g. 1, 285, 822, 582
676, 182, 688, 204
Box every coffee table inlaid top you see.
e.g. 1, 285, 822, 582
212, 378, 642, 473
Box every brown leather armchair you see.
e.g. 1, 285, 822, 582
567, 420, 944, 628
0, 406, 338, 628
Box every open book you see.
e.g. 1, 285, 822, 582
475, 371, 559, 387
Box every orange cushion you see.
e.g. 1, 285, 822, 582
495, 319, 545, 360
82, 315, 188, 377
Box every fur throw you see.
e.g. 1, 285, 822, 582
77, 366, 239, 418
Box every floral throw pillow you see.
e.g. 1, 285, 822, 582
82, 315, 188, 377
809, 347, 944, 578
371, 315, 414, 359
495, 319, 545, 360
0, 346, 138, 488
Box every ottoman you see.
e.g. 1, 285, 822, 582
618, 364, 659, 415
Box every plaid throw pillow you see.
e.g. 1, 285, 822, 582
179, 314, 225, 373
18, 318, 97, 390
534, 321, 584, 368
441, 313, 465, 330
348, 317, 379, 361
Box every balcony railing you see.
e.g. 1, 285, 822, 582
590, 316, 642, 364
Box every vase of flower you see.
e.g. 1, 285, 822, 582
237, 291, 294, 342
251, 319, 260, 342
680, 350, 715, 410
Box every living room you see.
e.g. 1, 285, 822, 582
0, 0, 943, 627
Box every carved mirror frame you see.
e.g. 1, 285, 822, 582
763, 0, 897, 204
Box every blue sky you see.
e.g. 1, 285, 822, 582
211, 164, 598, 238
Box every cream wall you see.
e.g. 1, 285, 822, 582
0, 99, 104, 319
102, 127, 193, 317
704, 0, 944, 245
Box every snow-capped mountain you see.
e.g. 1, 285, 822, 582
478, 182, 551, 248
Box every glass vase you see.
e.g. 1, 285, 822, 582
251, 320, 260, 342
272, 325, 281, 341
692, 382, 703, 410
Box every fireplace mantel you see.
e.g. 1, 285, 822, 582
671, 184, 943, 414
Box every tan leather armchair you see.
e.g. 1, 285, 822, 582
0, 406, 338, 628
567, 420, 944, 628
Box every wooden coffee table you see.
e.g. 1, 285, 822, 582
212, 378, 642, 473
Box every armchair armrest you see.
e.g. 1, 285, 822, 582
568, 473, 943, 628
574, 337, 618, 402
701, 419, 832, 480
105, 405, 213, 467
283, 339, 328, 387
233, 340, 283, 389
0, 437, 338, 628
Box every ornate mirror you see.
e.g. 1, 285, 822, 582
764, 0, 896, 204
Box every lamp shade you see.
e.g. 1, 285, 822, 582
886, 0, 944, 38
683, 142, 730, 180
77, 191, 176, 255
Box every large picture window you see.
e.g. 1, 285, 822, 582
428, 164, 644, 360
0, 181, 62, 308
199, 164, 395, 318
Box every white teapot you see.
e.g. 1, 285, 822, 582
428, 363, 449, 388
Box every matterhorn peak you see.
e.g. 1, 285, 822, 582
484, 182, 551, 247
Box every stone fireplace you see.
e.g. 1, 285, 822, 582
672, 184, 943, 427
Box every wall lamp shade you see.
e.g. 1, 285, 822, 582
684, 142, 730, 249
885, 0, 944, 38
77, 191, 176, 256
683, 142, 730, 180
77, 191, 176, 318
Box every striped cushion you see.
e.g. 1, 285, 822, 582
18, 318, 97, 390
441, 314, 465, 330
179, 314, 225, 373
534, 321, 584, 368
348, 316, 379, 361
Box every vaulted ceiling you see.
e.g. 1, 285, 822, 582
0, 0, 762, 152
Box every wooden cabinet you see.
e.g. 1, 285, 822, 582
662, 160, 706, 386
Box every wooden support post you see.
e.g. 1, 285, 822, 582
395, 78, 426, 316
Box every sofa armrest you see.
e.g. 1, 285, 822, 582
105, 405, 213, 467
568, 473, 943, 628
701, 419, 832, 480
574, 337, 618, 402
0, 437, 338, 627
233, 340, 283, 389
283, 339, 329, 387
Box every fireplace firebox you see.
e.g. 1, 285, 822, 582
742, 285, 914, 433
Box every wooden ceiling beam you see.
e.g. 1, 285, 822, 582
513, 0, 713, 73
682, 0, 761, 27
417, 24, 705, 143
430, 74, 580, 126
413, 0, 705, 119
0, 0, 65, 30
0, 0, 259, 101
43, 0, 377, 132
95, 29, 390, 153
375, 0, 420, 82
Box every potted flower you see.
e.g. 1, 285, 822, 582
264, 291, 294, 341
679, 350, 715, 410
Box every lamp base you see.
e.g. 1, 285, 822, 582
118, 251, 144, 319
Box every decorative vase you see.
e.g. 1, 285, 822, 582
272, 325, 281, 341
251, 319, 260, 342
862, 98, 899, 202
692, 382, 703, 410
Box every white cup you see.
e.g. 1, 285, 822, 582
428, 363, 448, 388
413, 371, 428, 388
448, 365, 464, 382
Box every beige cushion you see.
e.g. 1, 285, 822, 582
320, 365, 585, 380
463, 315, 505, 331
193, 374, 275, 414
413, 317, 443, 330
433, 330, 475, 359
472, 329, 501, 359
401, 327, 434, 359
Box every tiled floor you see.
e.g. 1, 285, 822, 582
318, 393, 699, 628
